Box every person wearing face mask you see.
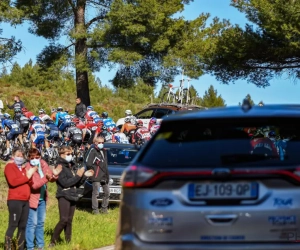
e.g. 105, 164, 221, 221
85, 136, 110, 214
24, 148, 63, 250
49, 146, 94, 247
4, 148, 38, 250
6, 95, 25, 110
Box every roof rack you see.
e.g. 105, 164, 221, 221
143, 102, 208, 109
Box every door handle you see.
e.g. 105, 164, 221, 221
205, 214, 238, 226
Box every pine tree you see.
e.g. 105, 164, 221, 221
200, 85, 226, 108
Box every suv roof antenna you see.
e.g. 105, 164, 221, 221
241, 98, 252, 112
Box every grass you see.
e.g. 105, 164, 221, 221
0, 162, 119, 250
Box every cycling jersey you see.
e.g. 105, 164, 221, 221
102, 117, 116, 131
55, 112, 72, 131
28, 123, 45, 145
250, 137, 278, 157
121, 123, 136, 134
85, 110, 101, 123
23, 111, 34, 119
55, 111, 69, 126
134, 127, 151, 144
2, 119, 20, 133
150, 124, 160, 135
45, 121, 59, 140
100, 130, 113, 142
14, 114, 29, 134
65, 126, 82, 144
50, 112, 57, 121
113, 132, 129, 144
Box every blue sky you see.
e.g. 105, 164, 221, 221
1, 0, 298, 106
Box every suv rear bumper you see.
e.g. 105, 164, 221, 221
115, 234, 300, 250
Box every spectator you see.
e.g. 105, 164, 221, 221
6, 95, 25, 110
0, 98, 3, 114
75, 98, 86, 119
25, 148, 62, 250
4, 148, 38, 250
85, 136, 110, 214
49, 146, 93, 247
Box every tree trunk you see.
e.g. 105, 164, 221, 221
75, 0, 90, 106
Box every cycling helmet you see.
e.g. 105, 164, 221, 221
30, 116, 39, 122
21, 107, 28, 113
40, 115, 51, 123
57, 107, 63, 112
51, 108, 57, 113
268, 131, 276, 137
87, 106, 94, 111
125, 110, 132, 116
39, 109, 46, 114
124, 117, 130, 123
136, 120, 143, 126
3, 113, 11, 119
149, 117, 157, 124
101, 112, 108, 118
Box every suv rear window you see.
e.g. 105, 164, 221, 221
140, 118, 300, 168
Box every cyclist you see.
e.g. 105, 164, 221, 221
55, 107, 72, 135
101, 111, 116, 131
41, 115, 59, 156
148, 117, 160, 136
132, 120, 151, 145
22, 107, 34, 119
38, 109, 48, 120
99, 125, 113, 143
121, 117, 136, 143
65, 122, 83, 146
1, 113, 21, 156
84, 117, 100, 146
85, 106, 101, 123
112, 127, 129, 144
13, 108, 29, 143
28, 116, 46, 149
50, 108, 57, 121
250, 129, 278, 158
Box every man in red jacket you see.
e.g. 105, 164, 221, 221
4, 148, 37, 250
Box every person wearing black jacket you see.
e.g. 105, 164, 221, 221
85, 136, 110, 214
49, 146, 93, 247
6, 95, 25, 110
75, 98, 86, 119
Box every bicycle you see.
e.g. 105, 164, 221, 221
161, 78, 192, 104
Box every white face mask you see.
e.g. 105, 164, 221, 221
30, 158, 40, 166
65, 155, 73, 162
98, 143, 104, 149
14, 157, 25, 166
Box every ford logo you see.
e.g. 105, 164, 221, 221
151, 198, 173, 206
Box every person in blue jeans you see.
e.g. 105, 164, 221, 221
25, 148, 62, 250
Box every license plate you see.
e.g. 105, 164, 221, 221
99, 187, 121, 194
188, 182, 258, 200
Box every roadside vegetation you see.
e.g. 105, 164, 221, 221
0, 162, 118, 250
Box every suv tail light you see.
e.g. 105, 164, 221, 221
121, 165, 157, 188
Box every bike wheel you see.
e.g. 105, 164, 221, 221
182, 88, 192, 105
161, 92, 176, 104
